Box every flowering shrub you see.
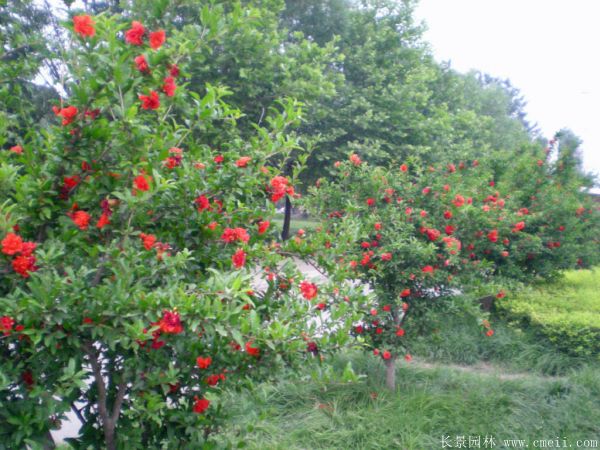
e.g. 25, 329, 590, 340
306, 154, 599, 389
0, 14, 358, 449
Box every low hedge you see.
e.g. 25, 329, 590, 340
498, 269, 600, 359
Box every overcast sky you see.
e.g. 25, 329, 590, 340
414, 0, 600, 179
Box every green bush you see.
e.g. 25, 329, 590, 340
499, 269, 600, 359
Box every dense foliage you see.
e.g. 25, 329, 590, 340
500, 269, 600, 360
1, 0, 598, 447
305, 152, 599, 388
0, 13, 358, 449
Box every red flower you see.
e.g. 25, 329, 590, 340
169, 64, 180, 77
196, 356, 212, 369
354, 325, 363, 334
71, 211, 91, 230
452, 195, 465, 207
205, 374, 222, 386
373, 349, 380, 356
139, 233, 157, 250
96, 213, 111, 229
73, 15, 95, 38
221, 227, 250, 244
404, 354, 412, 362
134, 174, 150, 192
149, 30, 166, 49
63, 175, 80, 190
139, 91, 160, 110
193, 396, 210, 414
443, 210, 453, 220
214, 154, 224, 164
12, 255, 37, 278
21, 370, 34, 387
366, 198, 375, 207
10, 145, 23, 154
370, 308, 377, 316
400, 164, 408, 172
2, 233, 24, 255
422, 265, 434, 274
487, 229, 499, 243
400, 288, 410, 298
53, 105, 79, 126
195, 195, 211, 212
496, 290, 506, 299
349, 153, 362, 166
125, 21, 145, 45
396, 328, 405, 337
382, 350, 392, 360
381, 252, 392, 261
0, 316, 15, 335
444, 225, 455, 235
486, 329, 494, 337
134, 55, 150, 73
422, 187, 431, 195
236, 156, 251, 168
163, 147, 183, 169
300, 281, 318, 300
316, 302, 326, 310
232, 249, 246, 269
162, 76, 176, 97
512, 221, 525, 233
425, 228, 440, 242
269, 176, 294, 202
245, 341, 260, 357
257, 220, 270, 234
158, 309, 183, 334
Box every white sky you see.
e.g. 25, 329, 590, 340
414, 0, 600, 179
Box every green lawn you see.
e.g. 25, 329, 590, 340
271, 214, 319, 235
215, 310, 600, 449
498, 268, 600, 359
218, 354, 600, 449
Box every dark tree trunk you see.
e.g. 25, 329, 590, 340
281, 195, 292, 240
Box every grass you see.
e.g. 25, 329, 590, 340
213, 303, 600, 449
218, 352, 600, 449
271, 214, 319, 235
505, 268, 600, 327
498, 268, 600, 359
408, 313, 589, 376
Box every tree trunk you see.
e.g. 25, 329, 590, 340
385, 356, 397, 391
281, 194, 292, 240
104, 418, 116, 450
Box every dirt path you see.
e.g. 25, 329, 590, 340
408, 359, 567, 382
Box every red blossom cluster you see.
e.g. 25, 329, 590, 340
1, 232, 37, 278
221, 227, 250, 244
268, 176, 295, 202
163, 147, 183, 169
52, 105, 78, 126
73, 15, 95, 38
299, 280, 318, 300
